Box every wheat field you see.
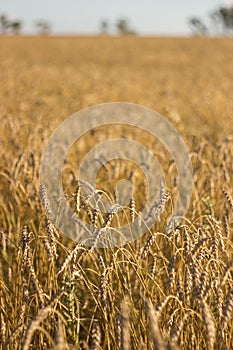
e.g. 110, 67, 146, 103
0, 36, 233, 350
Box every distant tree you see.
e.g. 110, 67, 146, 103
100, 20, 109, 35
116, 18, 136, 35
10, 20, 22, 35
0, 14, 9, 34
209, 6, 233, 35
36, 20, 51, 35
219, 6, 233, 31
188, 17, 208, 36
209, 10, 222, 30
0, 15, 23, 35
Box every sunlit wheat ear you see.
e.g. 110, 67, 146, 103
80, 194, 93, 222
193, 227, 201, 245
40, 184, 53, 218
140, 232, 157, 259
222, 163, 230, 183
42, 216, 59, 260
150, 254, 157, 277
104, 205, 120, 228
145, 300, 166, 350
97, 253, 106, 271
89, 321, 101, 350
129, 196, 135, 222
0, 312, 6, 345
167, 313, 175, 339
74, 184, 81, 214
120, 298, 130, 350
115, 314, 121, 349
20, 227, 44, 307
191, 237, 209, 258
19, 225, 30, 266
147, 191, 170, 223
221, 289, 233, 331
0, 231, 6, 251
183, 227, 191, 261
202, 301, 216, 350
17, 279, 29, 326
156, 296, 178, 322
198, 268, 210, 301
190, 259, 201, 299
92, 208, 99, 227
222, 214, 230, 238
45, 215, 58, 240
57, 243, 85, 276
221, 260, 233, 287
99, 269, 108, 311
170, 313, 189, 347
168, 254, 176, 292
215, 285, 224, 320
222, 188, 233, 211
208, 215, 225, 254
189, 322, 197, 350
176, 273, 184, 302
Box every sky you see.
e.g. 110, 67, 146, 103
0, 0, 232, 35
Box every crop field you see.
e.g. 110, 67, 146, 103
0, 36, 233, 350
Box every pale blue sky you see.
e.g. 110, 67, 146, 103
0, 0, 232, 35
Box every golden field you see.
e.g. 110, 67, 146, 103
0, 36, 233, 349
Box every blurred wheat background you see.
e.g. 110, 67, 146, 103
0, 36, 233, 350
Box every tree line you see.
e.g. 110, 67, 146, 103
100, 18, 136, 35
1, 4, 233, 36
0, 14, 22, 35
0, 13, 136, 36
0, 14, 51, 35
188, 5, 233, 36
101, 5, 233, 36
